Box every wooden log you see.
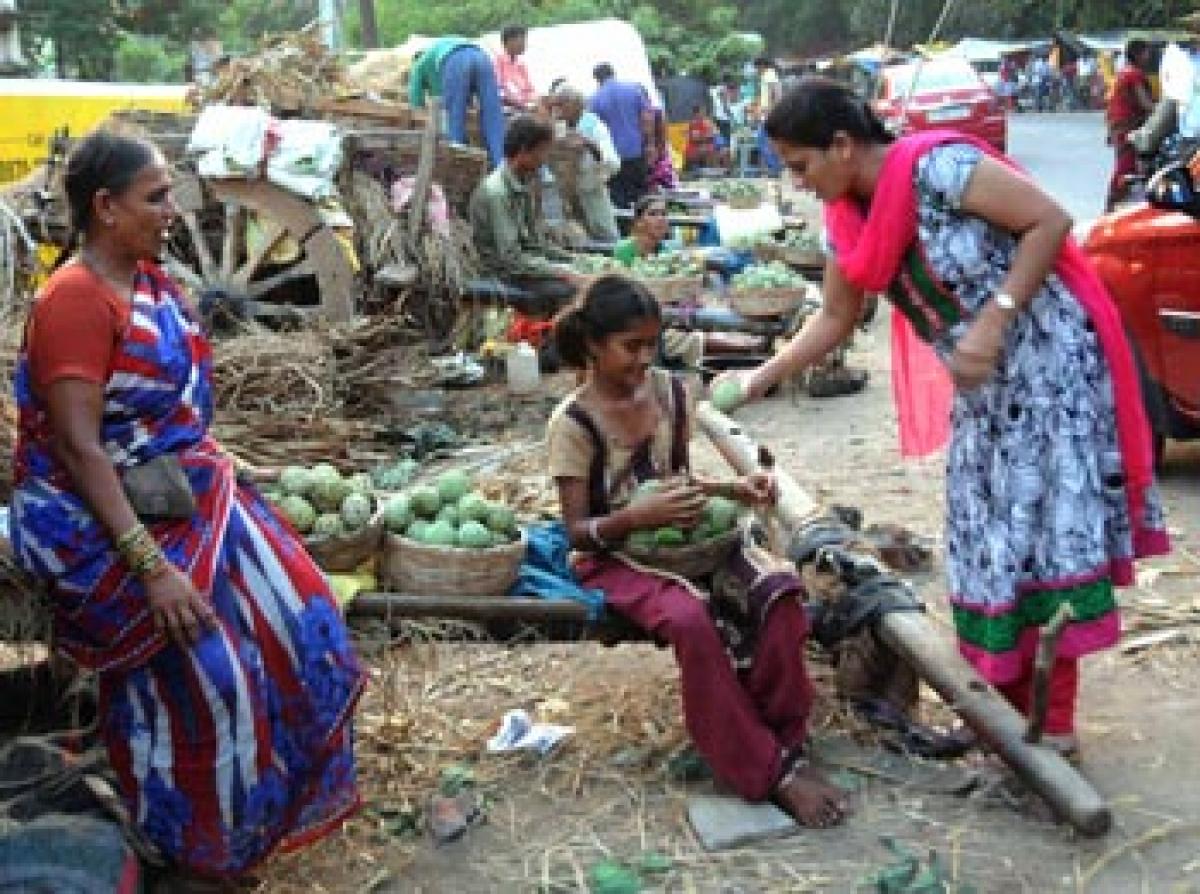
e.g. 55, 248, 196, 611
352, 593, 591, 623
696, 402, 1113, 837
347, 593, 651, 645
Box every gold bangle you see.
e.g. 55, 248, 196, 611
116, 523, 148, 553
118, 529, 155, 566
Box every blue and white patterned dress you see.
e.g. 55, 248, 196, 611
889, 143, 1166, 682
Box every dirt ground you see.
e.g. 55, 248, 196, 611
264, 318, 1200, 893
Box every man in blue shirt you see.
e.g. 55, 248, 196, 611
588, 63, 652, 208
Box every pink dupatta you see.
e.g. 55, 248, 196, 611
824, 130, 1163, 557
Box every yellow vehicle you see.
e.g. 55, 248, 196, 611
0, 78, 188, 185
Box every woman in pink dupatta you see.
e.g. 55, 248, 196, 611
715, 78, 1169, 759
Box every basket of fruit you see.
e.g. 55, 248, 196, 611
728, 262, 813, 318
568, 254, 626, 294
711, 180, 763, 210
378, 470, 527, 597
753, 229, 825, 268
629, 252, 706, 304
619, 491, 744, 580
267, 464, 384, 573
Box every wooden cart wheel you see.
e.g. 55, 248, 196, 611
165, 173, 357, 323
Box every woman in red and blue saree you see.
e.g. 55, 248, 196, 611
714, 78, 1169, 759
9, 130, 366, 882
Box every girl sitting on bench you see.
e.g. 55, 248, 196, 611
545, 276, 848, 827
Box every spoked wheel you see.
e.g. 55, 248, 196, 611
165, 173, 357, 325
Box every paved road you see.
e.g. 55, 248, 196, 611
1006, 110, 1110, 233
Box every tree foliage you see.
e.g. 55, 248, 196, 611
17, 0, 1200, 82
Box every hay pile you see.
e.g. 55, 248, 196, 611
199, 25, 354, 112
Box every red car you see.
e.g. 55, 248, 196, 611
1084, 163, 1200, 466
874, 57, 1008, 153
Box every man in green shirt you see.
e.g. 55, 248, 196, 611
409, 37, 505, 167
469, 116, 578, 316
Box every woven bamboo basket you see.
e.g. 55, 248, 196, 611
380, 529, 527, 597
640, 275, 706, 304
619, 526, 742, 580
729, 285, 808, 319
305, 515, 384, 573
753, 243, 825, 268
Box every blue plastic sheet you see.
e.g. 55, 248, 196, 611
508, 522, 606, 621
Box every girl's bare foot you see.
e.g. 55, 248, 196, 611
773, 764, 850, 828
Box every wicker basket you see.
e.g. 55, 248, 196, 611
619, 526, 742, 580
640, 275, 706, 304
305, 516, 384, 573
753, 243, 825, 268
729, 285, 808, 319
379, 529, 527, 597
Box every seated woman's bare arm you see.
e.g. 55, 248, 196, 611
44, 379, 142, 542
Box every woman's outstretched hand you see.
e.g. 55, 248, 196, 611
708, 367, 770, 412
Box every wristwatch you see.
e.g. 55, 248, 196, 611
993, 291, 1018, 315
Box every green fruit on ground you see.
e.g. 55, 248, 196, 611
341, 491, 374, 530
436, 469, 473, 504
457, 492, 490, 523
627, 529, 656, 549
312, 513, 343, 538
691, 521, 717, 543
654, 527, 687, 547
348, 472, 373, 494
424, 520, 457, 547
311, 463, 341, 483
436, 504, 460, 527
485, 503, 516, 535
311, 477, 351, 514
410, 485, 442, 519
406, 519, 431, 541
279, 494, 316, 534
704, 496, 740, 532
457, 520, 493, 549
711, 379, 743, 413
383, 495, 412, 534
280, 466, 313, 497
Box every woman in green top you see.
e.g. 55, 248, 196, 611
613, 196, 756, 369
614, 195, 681, 265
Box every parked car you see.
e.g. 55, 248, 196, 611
1083, 160, 1200, 466
874, 57, 1008, 152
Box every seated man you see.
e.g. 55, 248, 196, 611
469, 116, 579, 316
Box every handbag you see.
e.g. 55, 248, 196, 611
120, 454, 197, 522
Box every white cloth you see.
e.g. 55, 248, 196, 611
574, 110, 620, 188
188, 105, 272, 177
186, 106, 343, 200
1160, 43, 1195, 105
